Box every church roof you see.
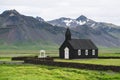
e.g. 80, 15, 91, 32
68, 39, 98, 49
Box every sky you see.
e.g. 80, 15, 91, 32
0, 0, 120, 25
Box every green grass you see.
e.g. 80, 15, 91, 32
99, 53, 120, 57
0, 57, 11, 61
0, 47, 120, 57
0, 50, 58, 57
0, 64, 120, 80
55, 59, 120, 66
98, 47, 120, 57
0, 47, 120, 80
0, 47, 120, 66
99, 47, 120, 54
0, 42, 59, 50
0, 48, 120, 58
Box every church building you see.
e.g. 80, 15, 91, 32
59, 28, 98, 59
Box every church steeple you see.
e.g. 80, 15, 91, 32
65, 27, 71, 41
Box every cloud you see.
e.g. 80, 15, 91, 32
0, 0, 120, 25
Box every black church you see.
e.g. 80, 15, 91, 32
59, 28, 98, 59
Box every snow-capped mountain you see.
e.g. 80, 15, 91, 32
48, 15, 120, 36
48, 15, 96, 28
48, 15, 120, 29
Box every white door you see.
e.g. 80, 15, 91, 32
64, 47, 69, 59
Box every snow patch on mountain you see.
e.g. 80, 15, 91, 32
77, 20, 86, 25
90, 23, 96, 29
64, 19, 89, 26
9, 13, 15, 16
64, 20, 73, 26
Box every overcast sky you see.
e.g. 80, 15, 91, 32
0, 0, 120, 25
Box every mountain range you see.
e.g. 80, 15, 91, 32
0, 10, 120, 47
48, 15, 120, 47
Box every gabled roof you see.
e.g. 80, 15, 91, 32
68, 39, 98, 49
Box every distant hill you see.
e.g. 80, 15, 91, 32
0, 10, 120, 47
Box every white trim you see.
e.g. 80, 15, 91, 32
85, 50, 88, 55
78, 49, 81, 56
92, 50, 95, 55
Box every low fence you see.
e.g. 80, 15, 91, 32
52, 57, 120, 59
12, 56, 120, 61
12, 56, 37, 61
12, 56, 53, 62
24, 59, 120, 72
98, 57, 120, 59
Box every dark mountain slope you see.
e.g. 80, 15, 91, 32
0, 10, 65, 45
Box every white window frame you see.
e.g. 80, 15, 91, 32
85, 50, 88, 55
78, 49, 81, 56
92, 50, 95, 55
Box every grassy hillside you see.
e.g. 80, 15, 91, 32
0, 64, 120, 80
0, 41, 59, 50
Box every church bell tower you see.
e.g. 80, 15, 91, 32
65, 27, 71, 41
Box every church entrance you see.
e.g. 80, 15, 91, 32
64, 47, 69, 59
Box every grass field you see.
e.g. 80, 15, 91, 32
99, 47, 120, 54
0, 50, 58, 57
0, 47, 120, 66
0, 47, 120, 80
0, 48, 120, 57
0, 64, 120, 80
0, 57, 11, 61
98, 53, 120, 57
